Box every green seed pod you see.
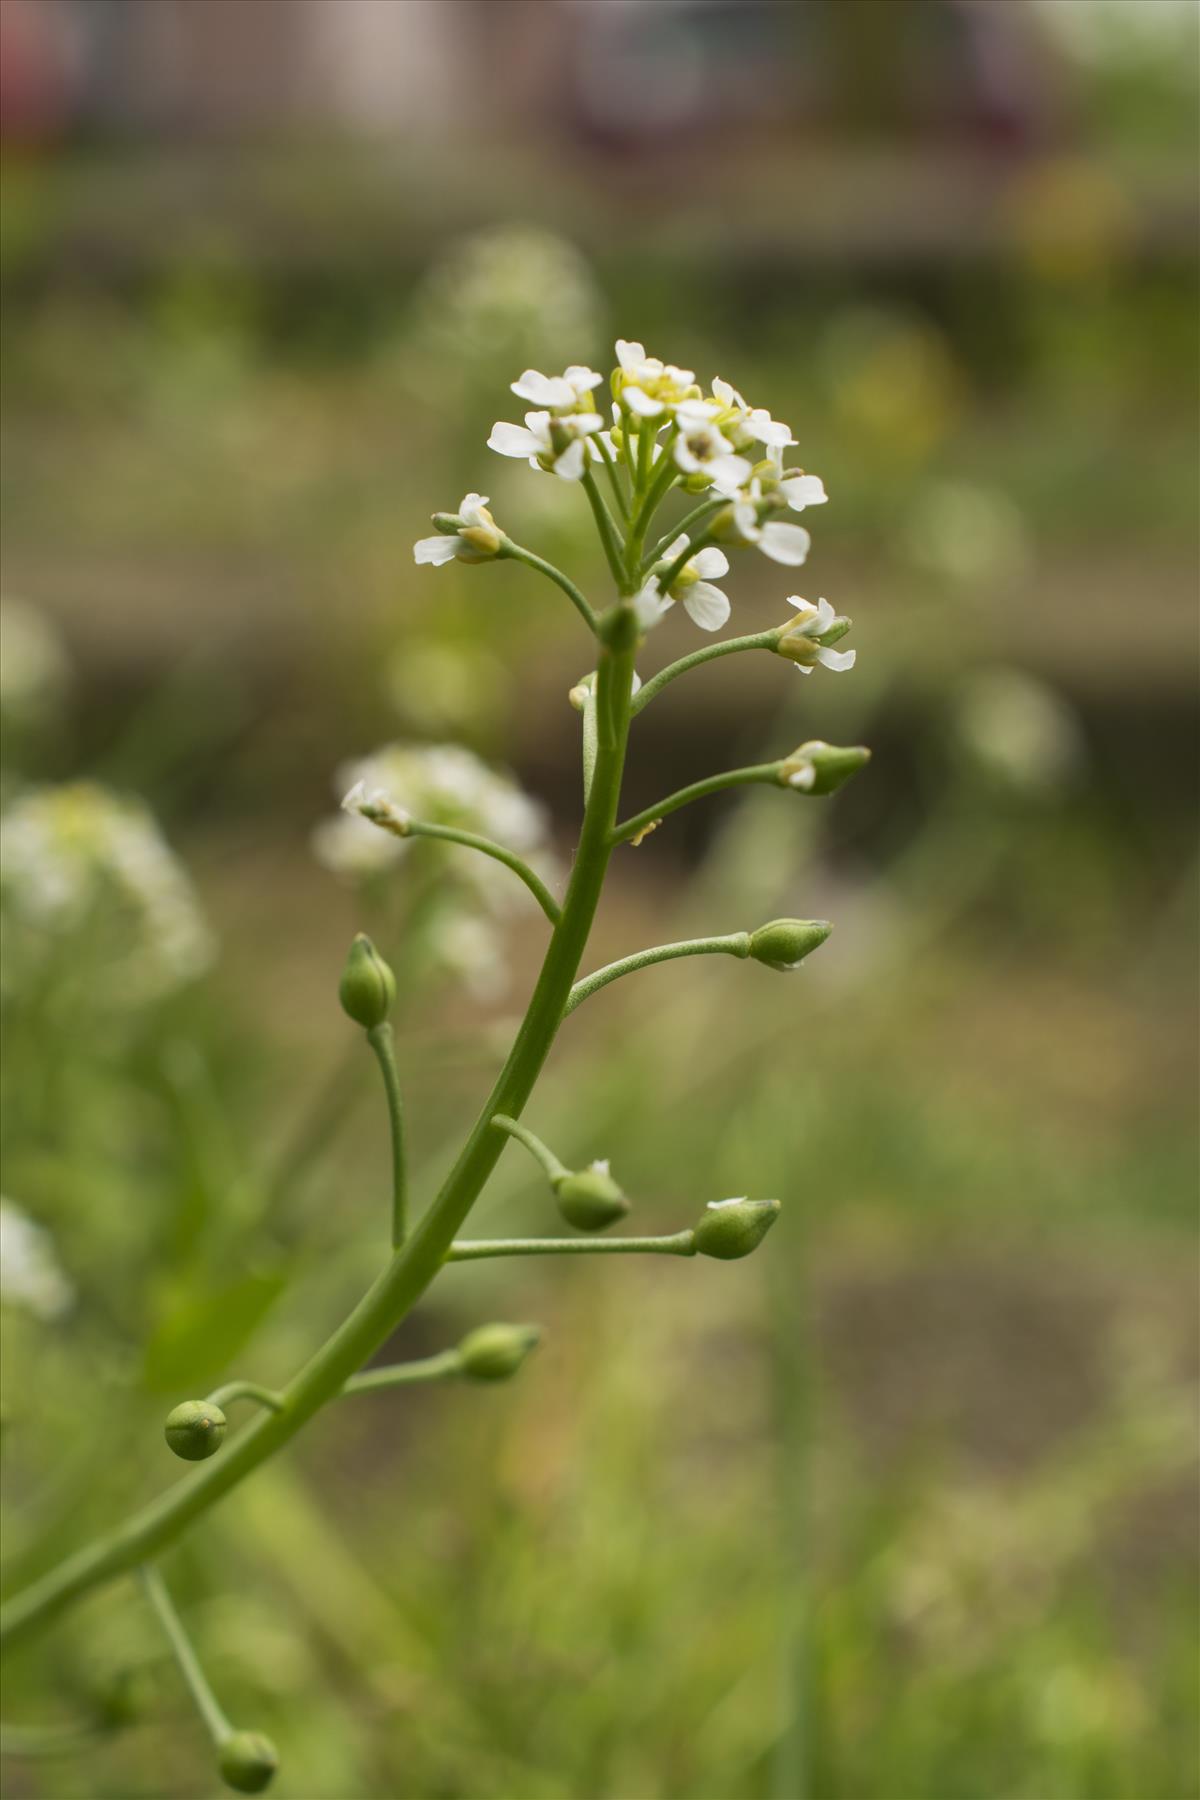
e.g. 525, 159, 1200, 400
554, 1161, 630, 1232
218, 1730, 279, 1794
748, 919, 831, 972
458, 1323, 542, 1382
778, 741, 871, 797
338, 933, 396, 1030
163, 1400, 227, 1462
693, 1197, 781, 1261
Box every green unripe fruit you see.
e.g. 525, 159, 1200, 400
554, 1163, 629, 1232
218, 1730, 279, 1794
338, 933, 396, 1030
779, 741, 871, 797
458, 1323, 541, 1382
748, 919, 831, 972
163, 1400, 227, 1462
693, 1198, 781, 1261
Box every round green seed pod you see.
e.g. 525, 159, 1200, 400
693, 1198, 781, 1261
554, 1163, 629, 1232
458, 1323, 541, 1382
338, 933, 396, 1030
218, 1730, 279, 1794
163, 1400, 227, 1462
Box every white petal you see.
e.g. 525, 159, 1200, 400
673, 440, 701, 474
488, 421, 540, 458
675, 400, 719, 426
414, 534, 461, 565
682, 582, 731, 632
565, 365, 603, 393
340, 779, 368, 813
759, 522, 812, 566
664, 535, 689, 559
788, 763, 817, 790
749, 410, 794, 446
733, 503, 759, 541
692, 546, 729, 579
458, 491, 490, 524
512, 370, 573, 409
817, 646, 856, 672
553, 438, 586, 481
634, 579, 671, 631
708, 454, 752, 496
615, 339, 644, 371
782, 473, 828, 511
814, 597, 836, 630
624, 386, 664, 418
794, 662, 814, 676
711, 376, 736, 407
785, 595, 810, 613
573, 412, 605, 436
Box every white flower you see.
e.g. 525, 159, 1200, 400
413, 493, 503, 566
613, 339, 696, 417
487, 409, 603, 482
0, 1200, 73, 1321
779, 597, 856, 675
636, 535, 731, 633
766, 444, 829, 513
340, 780, 412, 837
510, 365, 603, 411
730, 480, 813, 565
710, 377, 794, 452
672, 403, 751, 496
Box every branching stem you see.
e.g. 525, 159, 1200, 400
490, 1114, 569, 1186
139, 1565, 232, 1749
367, 1023, 408, 1249
406, 820, 561, 924
564, 933, 751, 1016
631, 630, 782, 715
612, 763, 783, 846
447, 1232, 696, 1261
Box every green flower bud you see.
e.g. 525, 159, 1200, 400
163, 1400, 227, 1462
338, 933, 396, 1030
682, 470, 712, 493
218, 1730, 279, 1794
778, 741, 871, 796
554, 1161, 630, 1232
457, 1323, 542, 1382
430, 512, 462, 534
748, 919, 831, 972
693, 1197, 781, 1261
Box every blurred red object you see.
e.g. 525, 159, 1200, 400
0, 0, 77, 144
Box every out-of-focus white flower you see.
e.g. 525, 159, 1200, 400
340, 780, 412, 837
488, 409, 604, 482
636, 535, 731, 632
414, 493, 503, 566
1, 1200, 74, 1321
510, 366, 603, 411
0, 783, 214, 1001
729, 479, 813, 566
764, 444, 829, 513
433, 913, 509, 1002
0, 598, 70, 725
672, 404, 751, 496
613, 339, 697, 417
777, 598, 856, 675
954, 667, 1084, 795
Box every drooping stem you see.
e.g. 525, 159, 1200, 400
405, 820, 561, 924
563, 932, 751, 1016
447, 1232, 696, 1261
631, 630, 782, 716
612, 763, 783, 846
490, 1114, 569, 1186
139, 1566, 232, 1750
367, 1023, 408, 1250
499, 540, 598, 634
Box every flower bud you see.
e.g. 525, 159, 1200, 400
748, 919, 831, 972
163, 1400, 227, 1462
554, 1161, 630, 1232
338, 933, 396, 1030
682, 470, 711, 493
218, 1730, 279, 1794
693, 1197, 780, 1261
778, 741, 871, 796
458, 1323, 542, 1382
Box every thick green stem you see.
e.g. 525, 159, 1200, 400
631, 630, 782, 716
490, 1114, 569, 1186
612, 763, 783, 846
0, 614, 639, 1658
367, 1023, 408, 1250
563, 932, 751, 1016
139, 1566, 232, 1749
499, 540, 598, 634
407, 820, 561, 924
448, 1232, 696, 1261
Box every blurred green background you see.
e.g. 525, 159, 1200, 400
1, 3, 1197, 1797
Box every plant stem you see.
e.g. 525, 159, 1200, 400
0, 612, 639, 1658
447, 1232, 696, 1261
563, 932, 751, 1016
499, 540, 598, 633
631, 630, 782, 715
406, 820, 561, 924
612, 763, 783, 846
367, 1023, 408, 1250
592, 434, 629, 519
580, 469, 629, 591
206, 1382, 284, 1414
644, 497, 727, 569
340, 1351, 462, 1395
658, 530, 718, 597
490, 1114, 569, 1186
138, 1566, 231, 1749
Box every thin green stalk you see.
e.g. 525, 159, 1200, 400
581, 681, 599, 804
490, 1114, 569, 1185
0, 612, 639, 1657
406, 820, 561, 924
658, 530, 718, 598
563, 932, 751, 1016
627, 431, 680, 585
341, 1351, 462, 1395
447, 1232, 696, 1261
207, 1382, 284, 1414
631, 630, 782, 716
644, 496, 728, 569
580, 468, 629, 591
612, 763, 783, 846
499, 540, 598, 633
138, 1566, 231, 1749
593, 433, 630, 519
635, 414, 655, 495
367, 1023, 408, 1250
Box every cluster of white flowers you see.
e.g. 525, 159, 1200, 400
0, 783, 215, 1001
0, 1200, 74, 1321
